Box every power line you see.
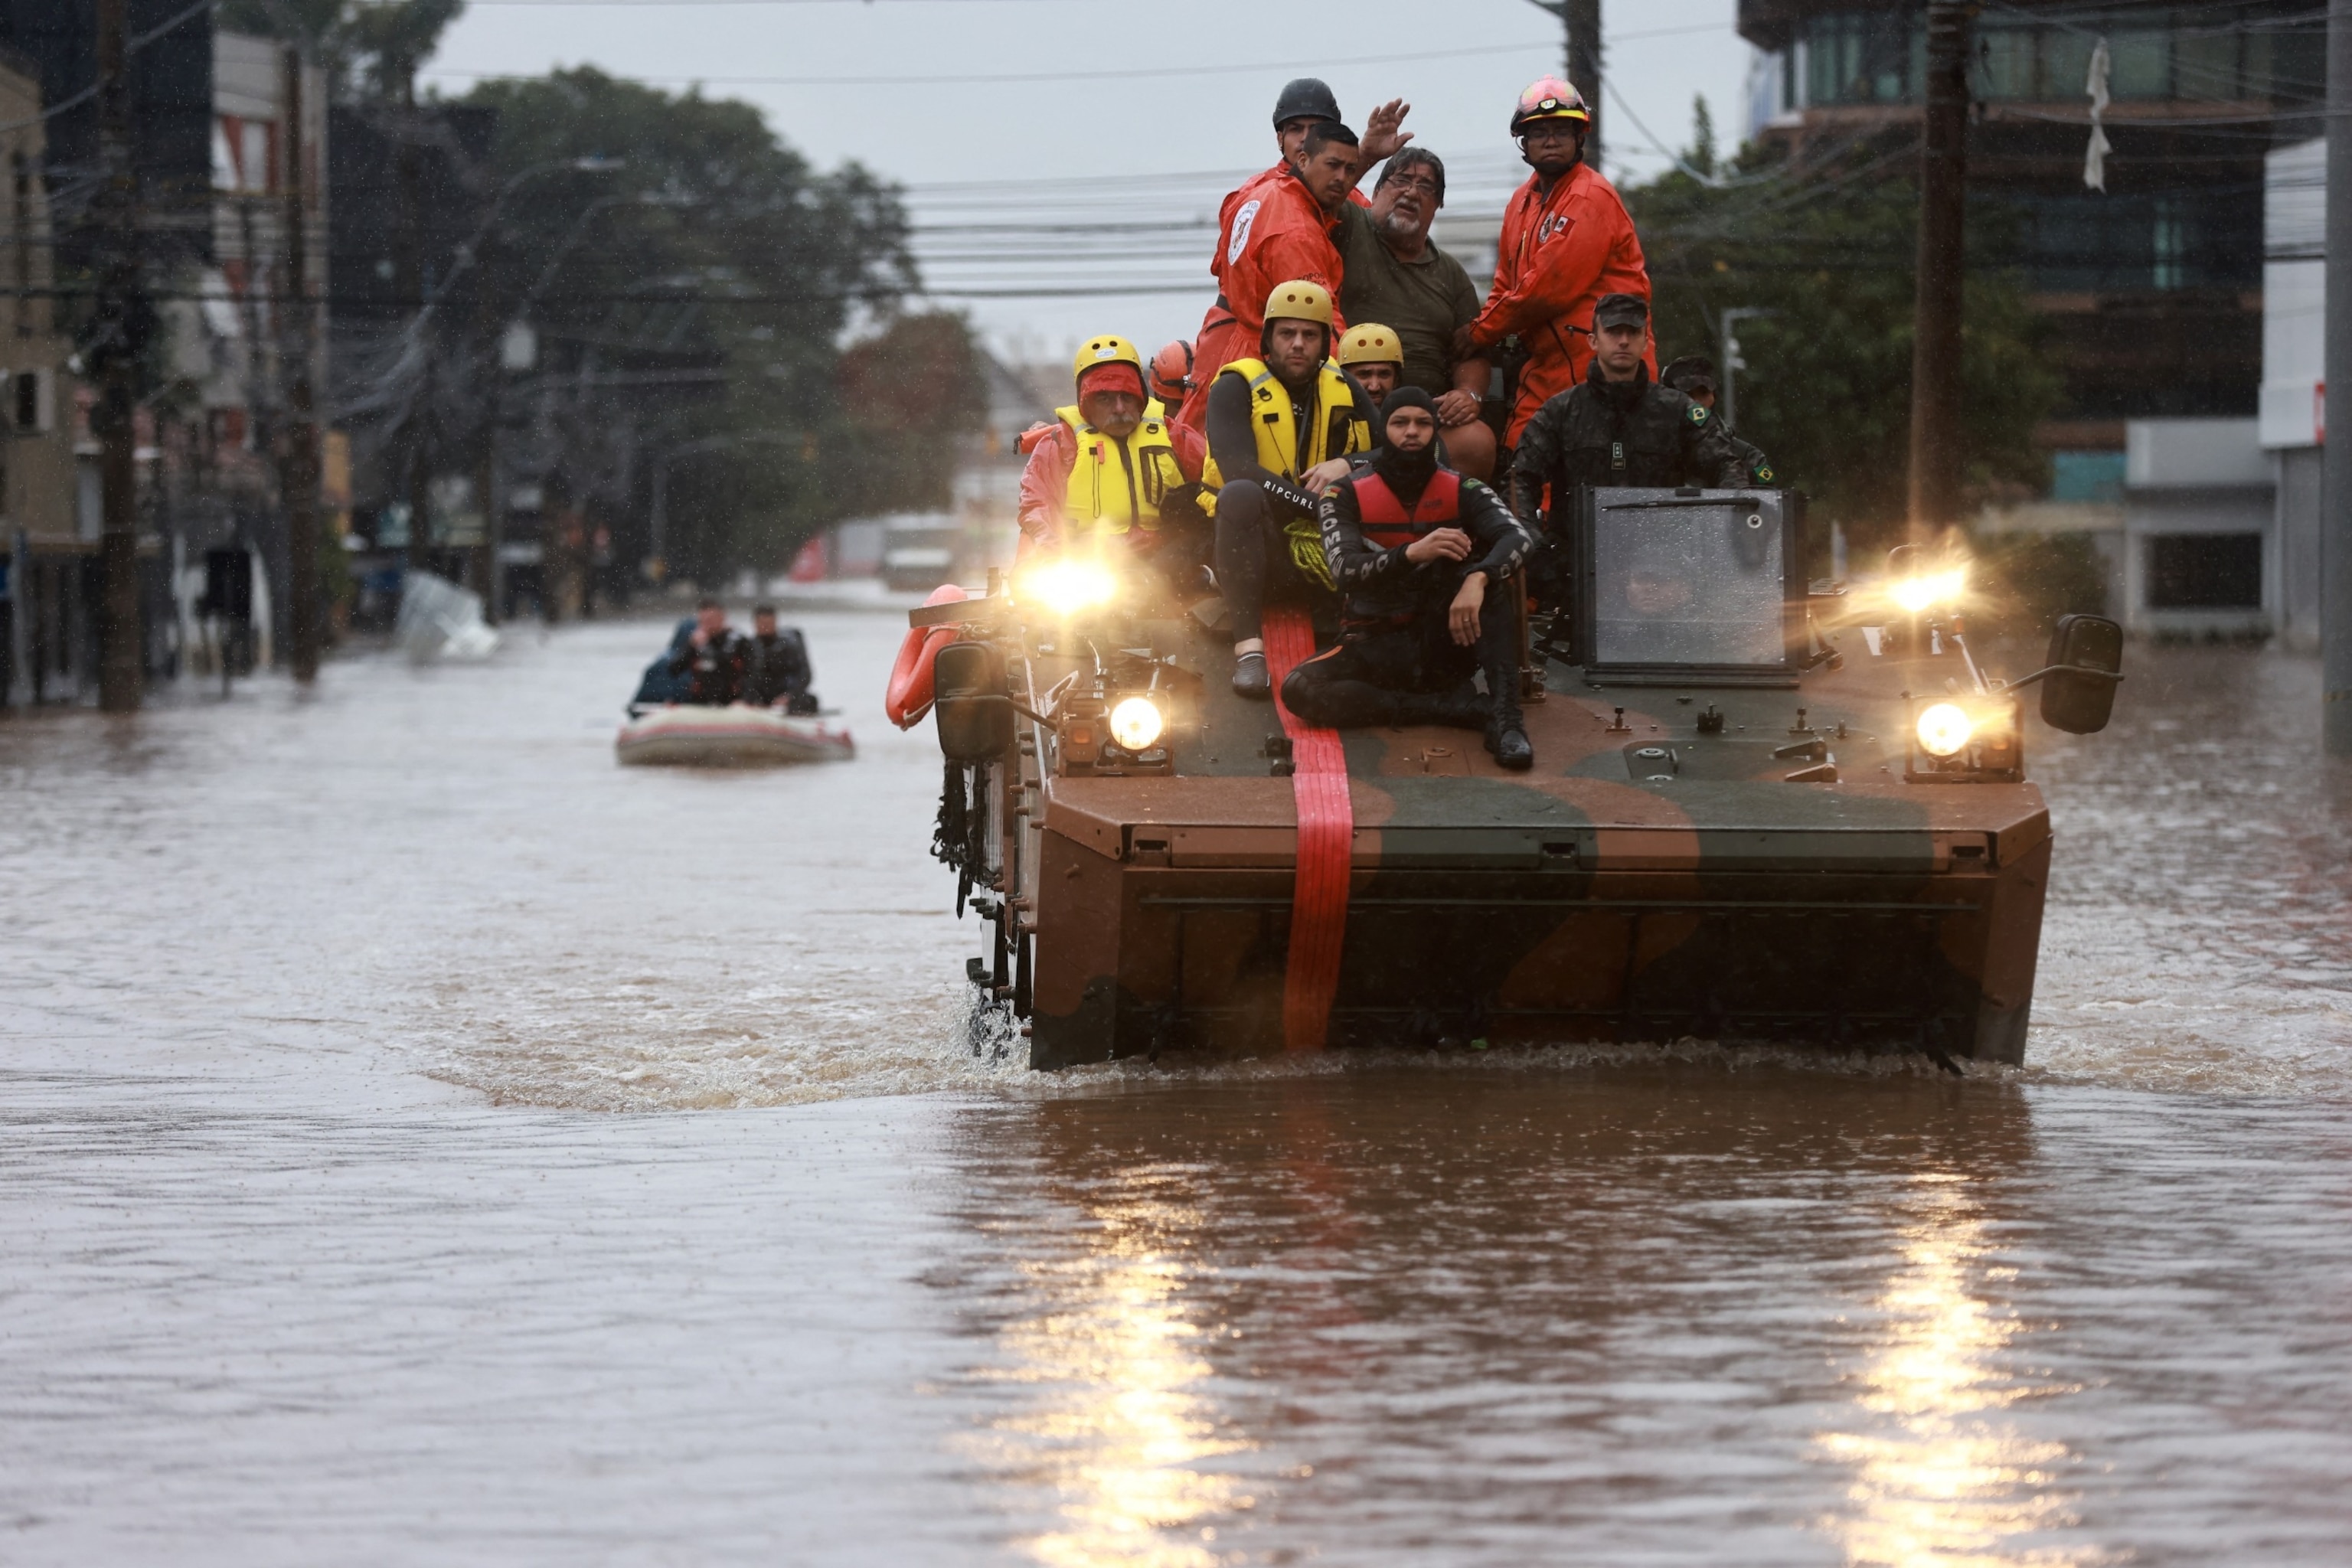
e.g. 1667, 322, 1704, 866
0, 0, 217, 134
426, 38, 1562, 89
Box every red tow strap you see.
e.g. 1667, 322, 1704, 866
1262, 607, 1351, 1051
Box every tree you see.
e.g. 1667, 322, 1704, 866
459, 68, 969, 583
1627, 136, 2060, 559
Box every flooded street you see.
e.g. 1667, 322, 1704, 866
3, 617, 2348, 1565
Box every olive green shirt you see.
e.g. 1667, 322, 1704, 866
1334, 203, 1482, 400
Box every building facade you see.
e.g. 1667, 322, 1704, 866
1, 50, 80, 704
1742, 1, 2321, 462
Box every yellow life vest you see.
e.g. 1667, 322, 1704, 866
1199, 358, 1370, 490
1057, 400, 1186, 536
1200, 358, 1368, 591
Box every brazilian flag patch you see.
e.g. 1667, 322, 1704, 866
1687, 403, 1709, 425
1756, 464, 1776, 483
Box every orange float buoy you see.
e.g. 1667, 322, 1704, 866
884, 584, 968, 728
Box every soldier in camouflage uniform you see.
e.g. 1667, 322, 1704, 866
1659, 354, 1776, 488
1508, 295, 1747, 609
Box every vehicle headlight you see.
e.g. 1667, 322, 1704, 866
1890, 565, 1967, 615
1916, 701, 1975, 757
1022, 558, 1119, 617
1107, 696, 1165, 752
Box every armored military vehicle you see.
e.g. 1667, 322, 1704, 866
905, 487, 2122, 1069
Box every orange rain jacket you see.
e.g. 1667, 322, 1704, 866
1178, 165, 1353, 433
1467, 160, 1651, 446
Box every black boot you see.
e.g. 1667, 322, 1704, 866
1231, 650, 1271, 700
1485, 689, 1533, 769
1396, 688, 1491, 731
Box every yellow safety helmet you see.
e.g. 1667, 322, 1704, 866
1262, 279, 1335, 330
1336, 323, 1403, 368
1071, 334, 1146, 390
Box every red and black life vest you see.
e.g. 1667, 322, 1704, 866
1352, 469, 1462, 547
1345, 469, 1465, 631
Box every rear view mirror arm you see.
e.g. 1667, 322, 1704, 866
1997, 665, 2126, 693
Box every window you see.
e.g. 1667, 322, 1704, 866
1979, 24, 2037, 100
2147, 534, 2261, 609
1803, 12, 1917, 105
2151, 199, 2187, 290
2043, 29, 2096, 102
2174, 27, 2243, 103
2110, 28, 2174, 98
9, 153, 26, 336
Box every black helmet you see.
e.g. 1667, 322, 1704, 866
1272, 78, 1342, 130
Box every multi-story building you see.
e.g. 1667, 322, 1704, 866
153, 29, 332, 675
1741, 0, 2324, 632
0, 48, 79, 704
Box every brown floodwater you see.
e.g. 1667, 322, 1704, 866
1, 616, 2347, 1565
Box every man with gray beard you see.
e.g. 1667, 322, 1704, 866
1334, 148, 1496, 479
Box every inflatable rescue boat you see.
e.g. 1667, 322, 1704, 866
616, 703, 855, 767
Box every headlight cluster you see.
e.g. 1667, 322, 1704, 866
1107, 696, 1165, 752
1914, 701, 1975, 757
1020, 558, 1120, 618
1890, 564, 1968, 616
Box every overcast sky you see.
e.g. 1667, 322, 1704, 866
430, 0, 1756, 361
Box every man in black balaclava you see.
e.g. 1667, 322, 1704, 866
1282, 387, 1537, 768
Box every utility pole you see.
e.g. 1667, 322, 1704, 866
1524, 0, 1603, 165
1907, 0, 1971, 544
394, 69, 430, 579
93, 0, 142, 711
2326, 0, 2352, 753
280, 44, 322, 684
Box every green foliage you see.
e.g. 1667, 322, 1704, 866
1971, 531, 2109, 644
1685, 96, 1717, 180
835, 312, 985, 518
456, 67, 968, 579
215, 0, 462, 102
1628, 138, 2060, 554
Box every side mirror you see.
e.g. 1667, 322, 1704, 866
933, 642, 1014, 761
2039, 613, 2123, 735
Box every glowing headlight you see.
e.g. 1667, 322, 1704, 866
1107, 696, 1165, 752
1916, 702, 1975, 757
1022, 559, 1119, 617
1891, 566, 1967, 615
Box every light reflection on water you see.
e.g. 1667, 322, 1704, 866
978, 1178, 1250, 1568
1817, 1174, 2095, 1568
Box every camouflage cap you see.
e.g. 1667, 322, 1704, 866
1592, 292, 1649, 332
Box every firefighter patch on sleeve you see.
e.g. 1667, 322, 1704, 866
1228, 201, 1262, 264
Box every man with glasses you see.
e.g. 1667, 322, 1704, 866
1334, 148, 1496, 479
1455, 79, 1651, 454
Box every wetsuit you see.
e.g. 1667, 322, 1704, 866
668, 628, 753, 705
1282, 439, 1531, 732
749, 629, 816, 714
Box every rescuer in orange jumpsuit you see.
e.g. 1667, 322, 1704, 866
1178, 80, 1410, 429
1456, 78, 1651, 449
1181, 122, 1377, 436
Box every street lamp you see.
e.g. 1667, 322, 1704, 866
1717, 307, 1772, 434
